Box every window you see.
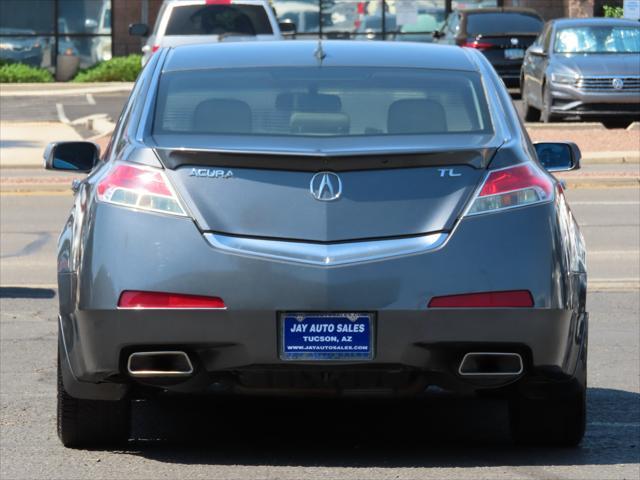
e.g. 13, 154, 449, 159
153, 67, 493, 138
466, 13, 543, 36
165, 5, 273, 36
554, 26, 640, 54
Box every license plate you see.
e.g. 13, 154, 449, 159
280, 313, 374, 361
505, 48, 524, 59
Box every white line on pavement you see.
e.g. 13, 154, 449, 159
85, 93, 96, 105
55, 103, 70, 124
572, 201, 640, 206
588, 250, 640, 255
589, 422, 640, 428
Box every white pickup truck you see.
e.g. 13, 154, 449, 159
130, 0, 295, 66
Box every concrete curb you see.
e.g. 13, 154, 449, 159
0, 82, 135, 97
525, 122, 606, 130
582, 152, 640, 164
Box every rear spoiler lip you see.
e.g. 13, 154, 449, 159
154, 146, 499, 171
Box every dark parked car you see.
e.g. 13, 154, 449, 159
47, 41, 587, 449
520, 17, 640, 124
434, 8, 544, 86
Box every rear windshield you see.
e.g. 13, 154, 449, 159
466, 13, 543, 35
165, 4, 273, 36
153, 67, 493, 137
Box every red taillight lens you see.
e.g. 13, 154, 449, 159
428, 290, 534, 308
467, 163, 554, 215
461, 41, 495, 50
118, 291, 226, 309
97, 163, 186, 216
151, 45, 160, 53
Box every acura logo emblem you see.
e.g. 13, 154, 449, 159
310, 172, 342, 201
612, 78, 624, 90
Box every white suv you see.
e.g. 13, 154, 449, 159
130, 0, 293, 66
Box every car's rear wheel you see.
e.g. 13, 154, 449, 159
509, 387, 586, 446
509, 344, 587, 447
57, 351, 130, 448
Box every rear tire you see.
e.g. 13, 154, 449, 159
509, 341, 587, 447
509, 387, 586, 446
57, 352, 130, 448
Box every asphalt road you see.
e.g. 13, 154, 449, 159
1, 188, 638, 479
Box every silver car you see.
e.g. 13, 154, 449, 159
129, 0, 290, 66
47, 41, 587, 449
521, 17, 640, 124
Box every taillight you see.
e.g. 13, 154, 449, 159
467, 163, 554, 216
119, 291, 226, 309
428, 290, 534, 308
151, 45, 160, 53
97, 163, 186, 216
461, 41, 495, 50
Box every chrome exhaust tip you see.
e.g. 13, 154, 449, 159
127, 351, 194, 378
458, 352, 523, 376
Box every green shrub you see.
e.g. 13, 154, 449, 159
73, 54, 142, 82
0, 62, 53, 83
603, 5, 624, 17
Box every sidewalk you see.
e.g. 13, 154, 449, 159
0, 121, 82, 168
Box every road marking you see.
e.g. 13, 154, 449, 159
589, 422, 640, 428
55, 103, 70, 124
571, 201, 640, 205
85, 93, 96, 105
589, 278, 640, 291
588, 250, 640, 255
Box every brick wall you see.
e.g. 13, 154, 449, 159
503, 0, 594, 19
112, 0, 163, 57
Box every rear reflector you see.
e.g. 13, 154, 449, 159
428, 290, 534, 308
118, 291, 226, 309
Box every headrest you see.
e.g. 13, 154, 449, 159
387, 99, 447, 134
193, 98, 252, 134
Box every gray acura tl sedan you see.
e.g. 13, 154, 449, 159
47, 41, 588, 449
521, 17, 640, 124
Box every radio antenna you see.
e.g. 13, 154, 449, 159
314, 40, 326, 64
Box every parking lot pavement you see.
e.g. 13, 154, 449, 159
1, 189, 638, 479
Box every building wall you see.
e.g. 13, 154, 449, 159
503, 0, 594, 19
112, 0, 163, 57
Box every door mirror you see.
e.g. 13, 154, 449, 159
84, 18, 98, 31
44, 142, 100, 173
432, 30, 443, 39
528, 44, 546, 56
278, 21, 297, 37
534, 142, 581, 172
129, 23, 149, 37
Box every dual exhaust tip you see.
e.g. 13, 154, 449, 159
458, 352, 523, 376
127, 351, 523, 379
127, 351, 194, 378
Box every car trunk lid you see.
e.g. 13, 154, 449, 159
158, 146, 495, 242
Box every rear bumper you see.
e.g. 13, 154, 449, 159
60, 306, 585, 385
58, 199, 586, 397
